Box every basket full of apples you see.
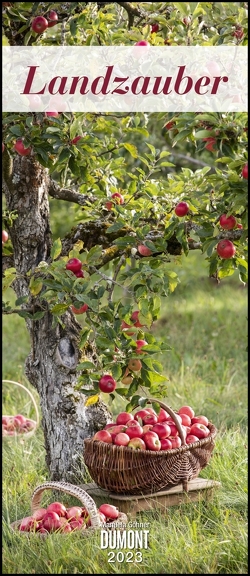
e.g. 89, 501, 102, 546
84, 398, 217, 495
10, 481, 128, 536
2, 380, 39, 440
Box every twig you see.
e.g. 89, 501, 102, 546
107, 255, 126, 302
48, 179, 95, 205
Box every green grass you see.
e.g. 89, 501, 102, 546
2, 252, 248, 574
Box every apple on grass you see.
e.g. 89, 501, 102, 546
128, 437, 146, 450
92, 430, 112, 443
114, 432, 130, 446
190, 423, 210, 439
116, 412, 134, 425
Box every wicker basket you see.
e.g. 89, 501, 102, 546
2, 380, 39, 440
84, 398, 217, 495
10, 481, 128, 535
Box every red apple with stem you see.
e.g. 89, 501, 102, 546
190, 423, 210, 439
98, 374, 116, 393
219, 214, 237, 230
216, 239, 236, 259
175, 202, 189, 217
31, 16, 48, 34
66, 258, 82, 273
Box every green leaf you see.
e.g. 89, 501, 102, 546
29, 277, 43, 296
15, 296, 29, 306
106, 221, 125, 234
173, 2, 191, 15
86, 246, 103, 264
77, 361, 96, 370
79, 329, 91, 348
51, 304, 69, 315
123, 143, 138, 158
51, 238, 62, 261
32, 311, 45, 320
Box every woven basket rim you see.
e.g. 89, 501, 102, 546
84, 422, 217, 456
10, 480, 127, 536
2, 380, 39, 439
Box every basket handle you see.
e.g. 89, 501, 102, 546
141, 397, 187, 445
31, 481, 102, 529
2, 380, 40, 427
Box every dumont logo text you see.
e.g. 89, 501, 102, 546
22, 64, 228, 97
100, 529, 149, 549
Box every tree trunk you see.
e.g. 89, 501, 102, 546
3, 153, 112, 483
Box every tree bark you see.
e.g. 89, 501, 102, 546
3, 153, 112, 483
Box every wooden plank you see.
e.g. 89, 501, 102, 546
80, 479, 221, 517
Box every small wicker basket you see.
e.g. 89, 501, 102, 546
84, 398, 217, 495
10, 481, 127, 535
2, 380, 39, 440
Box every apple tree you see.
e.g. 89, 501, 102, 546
2, 2, 248, 482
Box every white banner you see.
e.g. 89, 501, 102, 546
2, 46, 247, 112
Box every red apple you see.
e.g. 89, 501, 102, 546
135, 339, 148, 354
134, 40, 150, 46
45, 111, 60, 118
60, 522, 72, 533
70, 517, 84, 530
99, 503, 119, 520
174, 202, 189, 217
47, 10, 58, 27
14, 414, 27, 425
121, 320, 135, 336
92, 430, 112, 443
191, 415, 209, 426
143, 432, 161, 451
134, 409, 150, 424
105, 192, 124, 210
98, 374, 116, 393
46, 501, 67, 517
186, 434, 200, 444
242, 163, 248, 179
178, 413, 191, 426
157, 408, 170, 422
36, 526, 49, 534
127, 358, 142, 372
97, 511, 107, 524
2, 416, 9, 425
130, 310, 145, 327
127, 419, 141, 428
151, 23, 159, 33
104, 422, 116, 429
145, 407, 157, 416
106, 424, 127, 441
165, 121, 175, 130
137, 244, 152, 256
151, 422, 171, 439
74, 270, 84, 278
116, 412, 134, 425
32, 508, 47, 521
237, 223, 243, 229
114, 432, 130, 446
42, 511, 62, 532
121, 375, 134, 385
14, 139, 31, 156
2, 230, 8, 243
142, 424, 153, 433
160, 438, 172, 450
216, 239, 236, 259
71, 303, 88, 314
190, 423, 210, 439
219, 214, 237, 230
66, 258, 82, 273
126, 424, 143, 439
142, 413, 158, 426
19, 516, 38, 532
128, 437, 146, 450
178, 405, 195, 419
169, 436, 182, 449
71, 135, 82, 145
167, 423, 179, 437
31, 16, 48, 34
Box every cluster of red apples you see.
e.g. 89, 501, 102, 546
65, 258, 88, 315
31, 11, 58, 35
18, 501, 121, 534
2, 414, 36, 436
92, 404, 211, 451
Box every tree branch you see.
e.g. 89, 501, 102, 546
48, 179, 95, 205
116, 2, 145, 28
